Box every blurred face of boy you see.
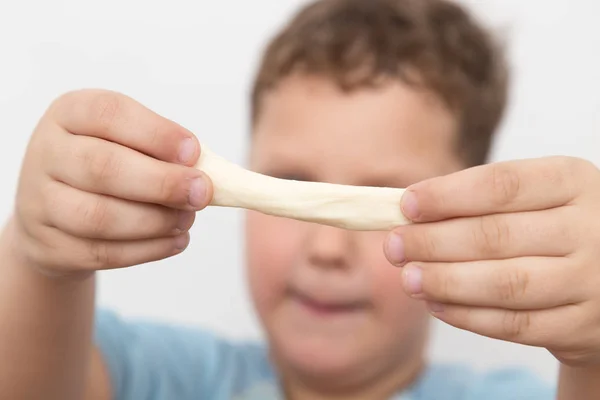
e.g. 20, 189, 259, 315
245, 74, 463, 393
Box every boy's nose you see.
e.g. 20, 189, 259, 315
306, 223, 353, 270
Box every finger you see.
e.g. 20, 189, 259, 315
401, 257, 583, 310
33, 225, 191, 272
47, 134, 212, 211
426, 302, 584, 348
49, 89, 200, 165
43, 180, 196, 240
401, 156, 593, 222
385, 207, 575, 264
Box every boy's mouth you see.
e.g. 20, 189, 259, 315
288, 287, 369, 317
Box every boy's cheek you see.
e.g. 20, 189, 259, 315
358, 232, 429, 333
245, 211, 306, 306
245, 211, 306, 263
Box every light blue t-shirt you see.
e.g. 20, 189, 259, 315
95, 309, 556, 400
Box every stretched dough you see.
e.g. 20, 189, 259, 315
195, 146, 411, 231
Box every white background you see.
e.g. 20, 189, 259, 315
1, 0, 599, 384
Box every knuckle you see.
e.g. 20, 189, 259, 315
157, 171, 183, 205
87, 240, 111, 268
427, 183, 449, 210
415, 228, 438, 260
496, 267, 530, 303
501, 311, 531, 339
560, 156, 597, 183
562, 155, 589, 171
87, 240, 120, 269
147, 124, 163, 149
48, 89, 122, 123
434, 267, 456, 300
557, 156, 598, 200
85, 149, 123, 184
80, 197, 111, 235
474, 215, 511, 255
490, 164, 521, 206
89, 91, 122, 131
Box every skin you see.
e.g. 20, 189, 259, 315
384, 148, 600, 366
0, 80, 599, 400
0, 89, 212, 400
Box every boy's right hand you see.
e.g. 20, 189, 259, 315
9, 89, 212, 277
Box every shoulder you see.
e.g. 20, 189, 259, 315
94, 308, 277, 400
406, 363, 556, 400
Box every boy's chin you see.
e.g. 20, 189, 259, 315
270, 329, 375, 380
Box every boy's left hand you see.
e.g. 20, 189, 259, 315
384, 156, 600, 367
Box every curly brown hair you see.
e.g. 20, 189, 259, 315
250, 0, 509, 167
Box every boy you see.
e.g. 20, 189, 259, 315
2, 0, 600, 399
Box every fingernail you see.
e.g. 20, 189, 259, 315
174, 233, 189, 250
178, 138, 197, 164
189, 177, 207, 208
386, 232, 405, 265
177, 211, 194, 232
403, 264, 422, 295
401, 190, 419, 220
427, 302, 444, 313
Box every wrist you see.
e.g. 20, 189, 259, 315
560, 362, 600, 375
557, 362, 600, 399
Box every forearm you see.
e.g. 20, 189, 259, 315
0, 218, 96, 400
557, 364, 600, 400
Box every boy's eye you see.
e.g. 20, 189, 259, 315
260, 168, 314, 182
274, 173, 311, 182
